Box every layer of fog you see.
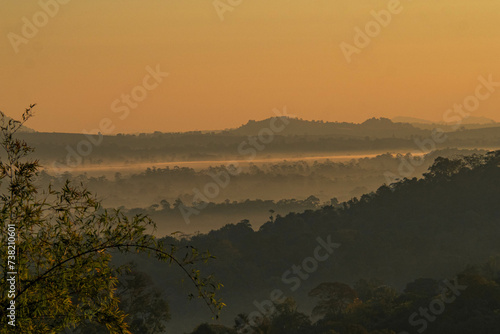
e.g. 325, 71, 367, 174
39, 148, 486, 236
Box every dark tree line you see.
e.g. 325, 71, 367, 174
140, 151, 500, 332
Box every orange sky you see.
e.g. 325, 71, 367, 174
1, 0, 499, 133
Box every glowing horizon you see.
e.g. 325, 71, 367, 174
1, 0, 499, 134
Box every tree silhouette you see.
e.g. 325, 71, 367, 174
0, 108, 223, 333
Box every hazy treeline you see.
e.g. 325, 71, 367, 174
41, 149, 484, 207
114, 151, 500, 332
35, 149, 484, 234
126, 197, 324, 236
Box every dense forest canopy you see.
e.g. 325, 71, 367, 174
112, 150, 500, 333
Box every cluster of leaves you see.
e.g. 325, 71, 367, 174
0, 108, 224, 333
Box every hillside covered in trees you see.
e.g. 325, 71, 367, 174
123, 151, 500, 333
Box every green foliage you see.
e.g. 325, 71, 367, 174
0, 108, 223, 333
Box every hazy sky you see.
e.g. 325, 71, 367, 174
1, 0, 499, 133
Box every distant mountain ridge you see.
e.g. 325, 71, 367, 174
392, 115, 497, 125
229, 117, 425, 138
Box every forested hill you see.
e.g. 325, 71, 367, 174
184, 150, 500, 284
20, 118, 500, 166
229, 117, 424, 137
154, 151, 500, 332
